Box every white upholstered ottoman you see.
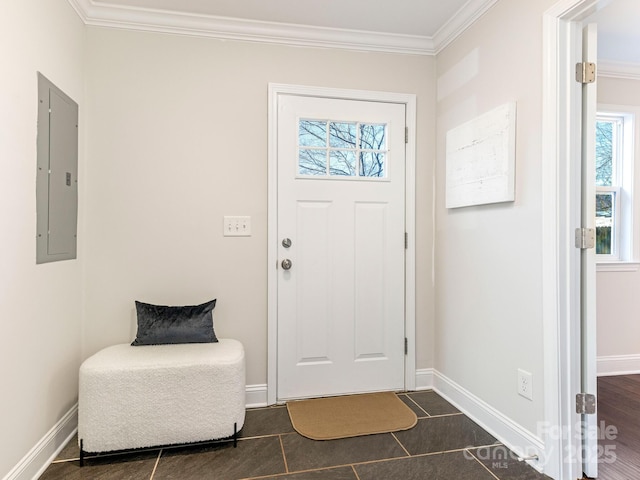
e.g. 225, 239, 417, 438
78, 338, 245, 454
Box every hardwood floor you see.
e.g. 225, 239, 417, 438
596, 374, 640, 480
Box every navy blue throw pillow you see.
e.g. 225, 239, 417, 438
131, 299, 218, 346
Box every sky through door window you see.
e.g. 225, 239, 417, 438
298, 119, 387, 178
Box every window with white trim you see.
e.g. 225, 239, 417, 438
595, 110, 635, 262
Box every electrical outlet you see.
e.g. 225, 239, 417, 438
223, 216, 251, 237
518, 369, 533, 401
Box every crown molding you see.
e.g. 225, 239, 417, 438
67, 0, 496, 56
433, 0, 499, 54
598, 59, 640, 81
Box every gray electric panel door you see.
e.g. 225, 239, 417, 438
36, 73, 78, 264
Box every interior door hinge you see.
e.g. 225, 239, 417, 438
576, 393, 596, 414
575, 227, 595, 249
576, 62, 596, 84
404, 232, 408, 249
405, 126, 408, 144
404, 337, 408, 355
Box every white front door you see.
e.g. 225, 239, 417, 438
276, 94, 406, 401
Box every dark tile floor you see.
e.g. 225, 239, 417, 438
40, 391, 551, 480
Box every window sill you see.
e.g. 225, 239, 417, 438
596, 261, 640, 272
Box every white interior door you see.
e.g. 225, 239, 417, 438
276, 94, 406, 401
580, 22, 599, 480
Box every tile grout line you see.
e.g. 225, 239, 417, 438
278, 434, 290, 474
351, 464, 362, 480
50, 458, 78, 464
390, 432, 412, 457
244, 464, 356, 480
425, 412, 464, 419
246, 406, 287, 412
280, 445, 500, 473
466, 448, 501, 480
247, 444, 512, 479
401, 393, 431, 417
148, 449, 162, 480
241, 432, 290, 441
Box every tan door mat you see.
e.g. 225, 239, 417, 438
286, 391, 417, 440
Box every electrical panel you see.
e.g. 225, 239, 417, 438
36, 73, 78, 264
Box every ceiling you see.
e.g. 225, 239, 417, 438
94, 0, 470, 37
70, 0, 640, 67
588, 0, 640, 66
68, 0, 495, 55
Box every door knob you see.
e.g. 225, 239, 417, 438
281, 259, 292, 270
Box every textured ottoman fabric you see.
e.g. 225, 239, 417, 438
78, 339, 245, 453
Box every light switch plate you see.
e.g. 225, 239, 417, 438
223, 216, 251, 236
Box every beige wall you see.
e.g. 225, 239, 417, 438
5, 0, 583, 475
82, 27, 437, 385
0, 0, 85, 477
596, 75, 640, 359
435, 0, 555, 434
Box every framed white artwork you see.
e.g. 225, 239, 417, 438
445, 102, 516, 208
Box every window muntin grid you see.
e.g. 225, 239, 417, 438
298, 119, 388, 179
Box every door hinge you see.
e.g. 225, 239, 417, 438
404, 337, 408, 355
405, 127, 408, 144
404, 232, 408, 249
575, 227, 595, 249
576, 62, 596, 84
576, 393, 596, 414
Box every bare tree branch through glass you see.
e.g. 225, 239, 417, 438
297, 119, 387, 178
596, 120, 613, 187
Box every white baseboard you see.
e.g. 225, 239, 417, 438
5, 384, 267, 480
431, 370, 545, 473
3, 405, 78, 480
246, 384, 268, 408
414, 368, 434, 390
597, 354, 640, 376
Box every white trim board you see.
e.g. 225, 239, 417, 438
3, 405, 77, 480
598, 60, 640, 81
66, 0, 497, 56
432, 371, 545, 473
246, 384, 269, 408
432, 0, 499, 54
597, 354, 640, 376
542, 1, 609, 479
414, 368, 435, 391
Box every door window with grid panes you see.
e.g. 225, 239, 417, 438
298, 120, 388, 179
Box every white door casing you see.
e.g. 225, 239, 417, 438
542, 2, 603, 479
580, 22, 599, 480
267, 84, 417, 405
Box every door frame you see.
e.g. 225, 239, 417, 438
542, 1, 604, 478
267, 83, 417, 405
